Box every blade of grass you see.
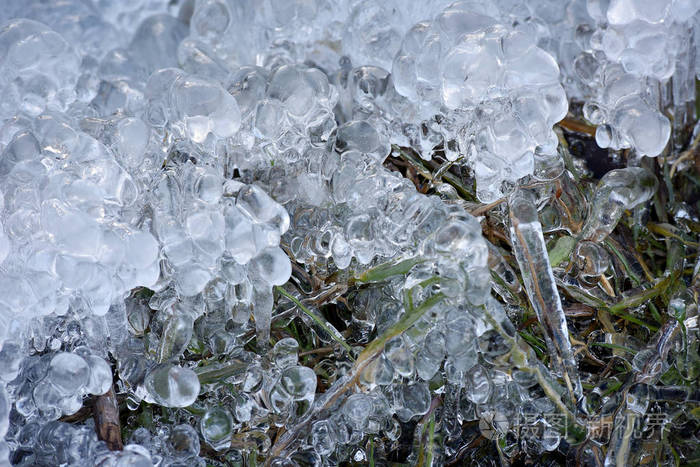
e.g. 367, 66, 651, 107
275, 285, 353, 356
393, 145, 477, 201
196, 359, 249, 386
604, 239, 643, 286
353, 257, 425, 284
590, 342, 637, 355
267, 292, 446, 462
518, 330, 547, 357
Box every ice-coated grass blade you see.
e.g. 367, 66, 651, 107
275, 285, 353, 356
266, 292, 446, 462
508, 188, 583, 407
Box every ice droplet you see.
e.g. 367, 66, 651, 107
145, 364, 200, 408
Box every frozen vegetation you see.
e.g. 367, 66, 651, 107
0, 0, 698, 465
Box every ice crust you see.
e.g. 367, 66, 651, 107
0, 0, 697, 465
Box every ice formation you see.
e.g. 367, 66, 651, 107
0, 0, 697, 465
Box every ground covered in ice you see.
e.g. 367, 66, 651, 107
0, 0, 699, 466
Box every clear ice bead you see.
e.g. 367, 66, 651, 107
200, 406, 234, 451
48, 352, 89, 396
144, 364, 200, 408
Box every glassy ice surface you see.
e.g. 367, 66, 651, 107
0, 0, 697, 465
509, 189, 582, 403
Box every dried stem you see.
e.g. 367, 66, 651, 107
93, 386, 123, 451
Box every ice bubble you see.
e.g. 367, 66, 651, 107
145, 364, 200, 408
172, 75, 241, 142
279, 366, 316, 400
200, 406, 234, 451
0, 19, 80, 118
85, 356, 113, 396
343, 393, 372, 432
48, 352, 89, 395
249, 247, 292, 286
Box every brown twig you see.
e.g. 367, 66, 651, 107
469, 198, 506, 217
59, 404, 93, 424
93, 386, 123, 451
558, 117, 597, 137
298, 346, 335, 357
669, 130, 700, 178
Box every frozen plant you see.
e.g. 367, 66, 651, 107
0, 0, 697, 466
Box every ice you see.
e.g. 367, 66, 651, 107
271, 338, 300, 369
311, 420, 336, 456
384, 336, 413, 377
114, 118, 150, 168
172, 75, 241, 142
0, 226, 9, 265
200, 406, 234, 451
112, 445, 153, 467
224, 205, 256, 264
167, 424, 201, 458
509, 188, 582, 404
335, 120, 390, 163
148, 163, 289, 302
342, 393, 372, 431
47, 355, 86, 396
236, 185, 289, 234
580, 167, 657, 242
607, 0, 671, 25
156, 307, 196, 362
130, 15, 188, 74
0, 0, 695, 465
415, 329, 446, 380
190, 0, 231, 42
385, 2, 569, 200
125, 231, 160, 270
279, 366, 316, 400
0, 20, 80, 119
144, 364, 200, 408
268, 366, 316, 420
252, 284, 274, 344
84, 355, 112, 396
557, 0, 698, 154
9, 351, 114, 425
605, 319, 682, 465
394, 382, 431, 422
233, 393, 255, 423
0, 385, 8, 438
0, 343, 22, 384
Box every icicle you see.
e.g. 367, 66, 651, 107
508, 187, 583, 406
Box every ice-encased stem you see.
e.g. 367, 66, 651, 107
266, 293, 446, 463
486, 240, 522, 304
478, 299, 585, 441
508, 188, 582, 406
605, 319, 681, 467
579, 167, 657, 243
275, 285, 353, 355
